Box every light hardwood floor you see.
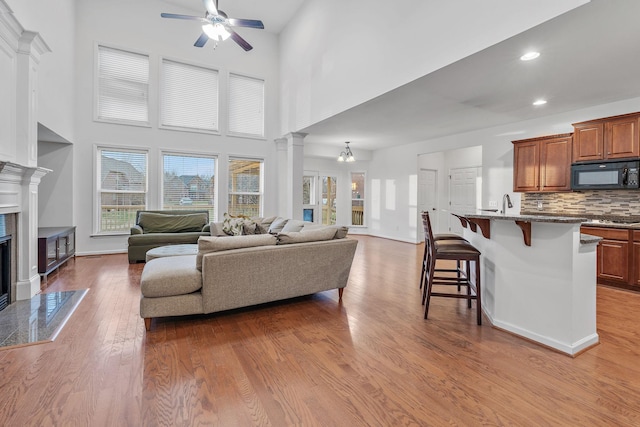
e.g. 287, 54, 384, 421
0, 235, 639, 426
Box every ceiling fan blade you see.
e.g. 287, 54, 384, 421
227, 18, 264, 29
194, 33, 209, 48
229, 29, 253, 51
161, 13, 207, 23
203, 0, 218, 15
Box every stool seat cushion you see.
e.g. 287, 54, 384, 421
434, 233, 466, 240
141, 255, 202, 298
434, 241, 481, 255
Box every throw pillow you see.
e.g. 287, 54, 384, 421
222, 212, 244, 236
268, 217, 289, 234
281, 220, 310, 233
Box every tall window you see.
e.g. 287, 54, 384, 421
96, 45, 149, 125
228, 158, 263, 217
228, 73, 264, 138
162, 153, 217, 221
351, 172, 365, 226
161, 59, 219, 132
97, 148, 147, 233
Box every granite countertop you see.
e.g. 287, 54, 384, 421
518, 211, 640, 229
453, 211, 587, 224
580, 234, 603, 244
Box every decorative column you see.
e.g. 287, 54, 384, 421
16, 166, 49, 300
16, 30, 50, 167
284, 132, 306, 220
275, 138, 288, 216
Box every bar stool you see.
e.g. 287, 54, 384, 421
418, 211, 467, 290
421, 211, 482, 325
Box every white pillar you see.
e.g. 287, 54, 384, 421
16, 30, 50, 167
16, 167, 48, 300
275, 138, 288, 216
284, 132, 306, 220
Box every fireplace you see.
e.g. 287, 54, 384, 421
0, 234, 10, 312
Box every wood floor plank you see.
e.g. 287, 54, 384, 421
0, 236, 639, 425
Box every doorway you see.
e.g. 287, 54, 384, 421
448, 166, 480, 234
418, 169, 437, 240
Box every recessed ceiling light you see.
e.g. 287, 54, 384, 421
533, 99, 547, 106
520, 51, 540, 61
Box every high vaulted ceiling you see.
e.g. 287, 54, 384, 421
164, 1, 640, 152
163, 0, 305, 34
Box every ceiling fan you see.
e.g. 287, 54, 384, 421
161, 0, 264, 51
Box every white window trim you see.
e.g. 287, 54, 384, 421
93, 42, 151, 128
227, 156, 264, 217
350, 171, 367, 228
160, 149, 219, 221
159, 56, 221, 135
227, 72, 266, 140
94, 144, 149, 235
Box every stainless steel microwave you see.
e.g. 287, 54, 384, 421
571, 159, 640, 190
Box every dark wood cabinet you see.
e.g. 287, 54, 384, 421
38, 226, 76, 284
633, 231, 640, 288
581, 226, 639, 291
573, 112, 640, 162
513, 133, 572, 192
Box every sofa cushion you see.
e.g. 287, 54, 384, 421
277, 227, 338, 245
301, 224, 349, 239
281, 219, 310, 233
139, 212, 208, 233
196, 234, 277, 270
268, 217, 289, 234
141, 255, 202, 298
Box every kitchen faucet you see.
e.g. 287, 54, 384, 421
502, 193, 513, 214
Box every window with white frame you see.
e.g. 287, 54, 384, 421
228, 158, 263, 217
228, 73, 264, 138
96, 45, 149, 125
162, 153, 217, 221
97, 148, 148, 233
351, 172, 365, 226
161, 59, 219, 132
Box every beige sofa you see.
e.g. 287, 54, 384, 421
128, 210, 210, 263
140, 225, 358, 330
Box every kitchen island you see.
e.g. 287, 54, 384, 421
451, 211, 599, 356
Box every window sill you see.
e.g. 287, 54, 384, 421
159, 125, 221, 136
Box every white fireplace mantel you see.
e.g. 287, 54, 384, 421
0, 1, 51, 300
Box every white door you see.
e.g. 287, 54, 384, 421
449, 167, 479, 234
303, 172, 317, 223
418, 169, 438, 240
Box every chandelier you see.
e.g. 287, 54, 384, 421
337, 142, 355, 162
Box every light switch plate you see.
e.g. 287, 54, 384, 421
489, 200, 497, 207
537, 201, 543, 210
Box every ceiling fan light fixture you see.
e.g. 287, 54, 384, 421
202, 23, 230, 41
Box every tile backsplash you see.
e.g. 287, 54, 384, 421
522, 190, 640, 218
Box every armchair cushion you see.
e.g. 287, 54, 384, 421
139, 212, 208, 233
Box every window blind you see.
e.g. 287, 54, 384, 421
98, 148, 148, 233
97, 46, 149, 124
228, 73, 264, 137
161, 59, 219, 131
162, 153, 217, 220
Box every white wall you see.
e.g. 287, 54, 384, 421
38, 141, 73, 227
279, 0, 587, 135
7, 0, 76, 142
368, 96, 640, 244
73, 0, 281, 255
303, 156, 370, 233
419, 146, 482, 234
